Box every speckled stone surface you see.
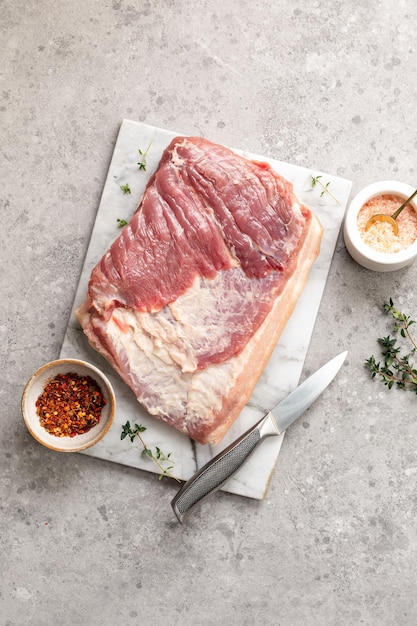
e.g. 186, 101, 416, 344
2, 1, 417, 624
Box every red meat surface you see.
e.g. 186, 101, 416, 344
76, 136, 322, 444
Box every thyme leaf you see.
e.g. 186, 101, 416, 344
120, 183, 131, 194
311, 175, 340, 204
117, 218, 128, 228
137, 139, 153, 171
121, 420, 180, 482
365, 298, 417, 392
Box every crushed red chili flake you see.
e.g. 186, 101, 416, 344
35, 372, 106, 438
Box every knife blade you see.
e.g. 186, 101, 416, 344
171, 350, 347, 523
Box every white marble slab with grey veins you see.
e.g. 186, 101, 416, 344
60, 120, 352, 500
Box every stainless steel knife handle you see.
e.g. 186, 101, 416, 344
171, 413, 278, 523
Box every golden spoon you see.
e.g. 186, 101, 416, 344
365, 188, 417, 236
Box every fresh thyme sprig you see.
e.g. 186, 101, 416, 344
365, 298, 417, 391
121, 420, 180, 482
383, 299, 417, 346
137, 139, 153, 171
311, 175, 340, 204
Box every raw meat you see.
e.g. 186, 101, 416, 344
76, 136, 323, 445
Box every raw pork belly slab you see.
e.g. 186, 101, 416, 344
76, 136, 323, 445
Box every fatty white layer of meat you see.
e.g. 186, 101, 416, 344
104, 274, 254, 425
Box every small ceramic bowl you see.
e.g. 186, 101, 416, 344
343, 180, 417, 272
22, 359, 116, 452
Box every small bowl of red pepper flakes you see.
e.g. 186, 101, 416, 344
22, 359, 116, 452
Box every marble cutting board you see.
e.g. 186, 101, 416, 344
60, 119, 352, 500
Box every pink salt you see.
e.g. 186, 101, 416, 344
357, 194, 417, 254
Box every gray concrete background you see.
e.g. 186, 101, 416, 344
2, 1, 417, 624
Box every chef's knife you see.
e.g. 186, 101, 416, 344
171, 350, 347, 523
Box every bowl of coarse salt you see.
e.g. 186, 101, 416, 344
343, 180, 417, 272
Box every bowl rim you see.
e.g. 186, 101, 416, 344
21, 358, 116, 452
344, 180, 417, 267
